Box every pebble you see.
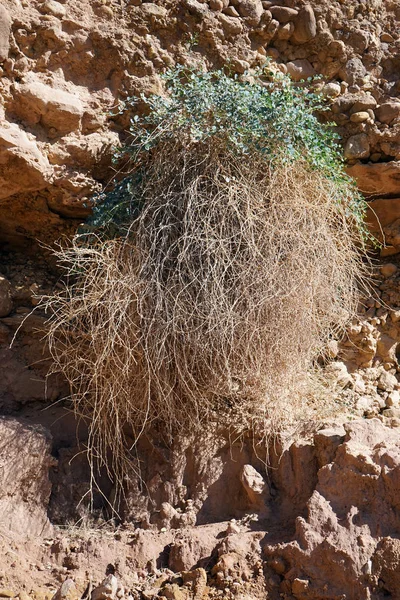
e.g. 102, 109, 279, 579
381, 263, 398, 278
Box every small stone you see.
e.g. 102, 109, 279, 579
381, 263, 397, 278
350, 111, 370, 123
0, 276, 12, 317
210, 0, 224, 10
240, 464, 268, 507
370, 152, 381, 162
386, 390, 400, 407
326, 339, 339, 359
41, 0, 66, 18
322, 82, 341, 98
344, 133, 370, 160
286, 59, 315, 82
223, 6, 240, 17
381, 33, 394, 43
378, 370, 398, 392
292, 578, 309, 595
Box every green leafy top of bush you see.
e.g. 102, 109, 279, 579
85, 64, 368, 239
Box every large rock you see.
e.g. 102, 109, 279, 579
347, 161, 400, 198
12, 78, 84, 135
236, 0, 263, 26
291, 4, 316, 44
0, 123, 51, 199
265, 420, 400, 600
0, 417, 53, 538
375, 102, 400, 125
0, 6, 11, 62
344, 133, 370, 160
286, 59, 315, 82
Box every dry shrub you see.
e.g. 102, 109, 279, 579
46, 137, 365, 484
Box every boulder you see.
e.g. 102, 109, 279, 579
0, 122, 51, 200
0, 417, 53, 538
286, 59, 315, 81
291, 5, 316, 44
339, 57, 367, 86
344, 133, 370, 160
347, 161, 400, 198
375, 102, 400, 125
0, 5, 11, 62
269, 6, 298, 23
12, 78, 84, 135
236, 0, 263, 26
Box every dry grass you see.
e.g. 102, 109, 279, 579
45, 139, 366, 489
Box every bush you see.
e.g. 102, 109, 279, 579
46, 66, 368, 487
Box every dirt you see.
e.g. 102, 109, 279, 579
1, 0, 400, 598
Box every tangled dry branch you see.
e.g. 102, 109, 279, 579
45, 138, 366, 487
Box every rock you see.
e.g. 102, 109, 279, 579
182, 568, 207, 599
375, 102, 400, 125
325, 361, 352, 388
218, 14, 243, 35
0, 417, 53, 538
322, 82, 341, 99
286, 59, 315, 82
224, 5, 239, 17
378, 370, 398, 392
12, 77, 84, 135
240, 464, 267, 507
41, 1, 67, 18
291, 5, 316, 44
0, 6, 11, 63
351, 94, 377, 113
372, 537, 400, 595
344, 133, 370, 160
236, 0, 263, 26
386, 390, 400, 407
269, 6, 298, 23
314, 426, 346, 468
91, 575, 118, 600
52, 580, 79, 600
0, 122, 51, 200
0, 591, 15, 598
348, 162, 400, 199
340, 57, 367, 86
209, 0, 224, 10
377, 334, 397, 364
292, 578, 309, 595
349, 111, 370, 123
226, 520, 241, 534
0, 276, 12, 317
381, 32, 395, 43
277, 22, 294, 40
382, 407, 400, 418
381, 263, 397, 278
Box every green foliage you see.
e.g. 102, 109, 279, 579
86, 64, 368, 239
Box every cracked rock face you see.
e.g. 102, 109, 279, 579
1, 0, 400, 597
